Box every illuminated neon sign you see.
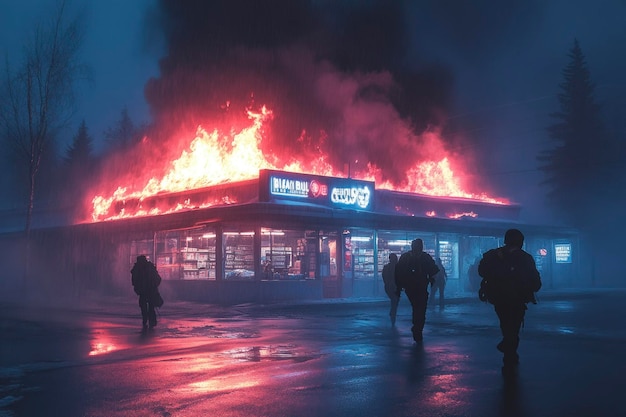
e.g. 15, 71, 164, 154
554, 242, 572, 263
330, 185, 371, 209
261, 170, 374, 210
270, 177, 312, 198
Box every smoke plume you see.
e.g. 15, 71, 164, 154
142, 0, 456, 185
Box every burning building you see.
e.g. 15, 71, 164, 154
0, 0, 584, 303
0, 105, 581, 305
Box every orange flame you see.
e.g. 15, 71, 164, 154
88, 106, 507, 222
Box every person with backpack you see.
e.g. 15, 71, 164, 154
478, 229, 542, 375
131, 255, 162, 330
395, 239, 439, 342
381, 253, 400, 326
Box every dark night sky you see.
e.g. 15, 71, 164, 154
0, 0, 160, 152
1, 0, 625, 223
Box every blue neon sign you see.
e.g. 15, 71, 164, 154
262, 170, 374, 211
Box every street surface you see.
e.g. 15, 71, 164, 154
1, 289, 624, 417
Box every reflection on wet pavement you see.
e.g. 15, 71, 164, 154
88, 322, 130, 356
4, 292, 626, 416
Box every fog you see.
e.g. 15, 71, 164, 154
1, 0, 626, 301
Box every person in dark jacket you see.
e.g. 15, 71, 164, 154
395, 239, 439, 342
429, 257, 447, 308
478, 229, 542, 375
381, 253, 399, 326
131, 255, 162, 329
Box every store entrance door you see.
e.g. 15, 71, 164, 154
320, 232, 340, 298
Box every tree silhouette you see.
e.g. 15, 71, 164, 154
104, 108, 140, 152
0, 1, 87, 235
0, 0, 88, 287
65, 120, 94, 167
62, 120, 95, 213
538, 39, 617, 229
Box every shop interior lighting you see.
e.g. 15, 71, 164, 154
388, 240, 412, 246
350, 236, 372, 242
202, 233, 216, 239
224, 232, 255, 236
261, 229, 285, 236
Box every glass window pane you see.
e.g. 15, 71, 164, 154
347, 229, 375, 280
261, 228, 312, 280
224, 230, 255, 280
155, 228, 216, 280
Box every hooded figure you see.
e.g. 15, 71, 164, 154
478, 228, 542, 375
382, 253, 400, 326
131, 255, 162, 329
395, 239, 439, 342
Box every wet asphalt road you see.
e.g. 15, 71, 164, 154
1, 289, 625, 417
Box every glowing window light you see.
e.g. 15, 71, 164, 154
554, 243, 572, 263
388, 240, 412, 246
261, 229, 285, 236
351, 236, 372, 242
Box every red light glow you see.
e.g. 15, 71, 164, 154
86, 106, 508, 222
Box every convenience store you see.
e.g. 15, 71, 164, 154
113, 169, 582, 303
2, 169, 581, 304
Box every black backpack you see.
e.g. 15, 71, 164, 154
395, 251, 427, 290
478, 248, 538, 305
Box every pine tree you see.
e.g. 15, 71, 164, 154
65, 120, 93, 169
104, 108, 138, 151
61, 120, 95, 218
538, 39, 616, 229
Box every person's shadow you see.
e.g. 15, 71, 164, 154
139, 326, 157, 342
405, 341, 427, 385
498, 372, 527, 417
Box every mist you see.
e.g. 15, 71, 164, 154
2, 0, 626, 297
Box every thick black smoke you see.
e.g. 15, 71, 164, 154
142, 0, 456, 184
142, 0, 539, 186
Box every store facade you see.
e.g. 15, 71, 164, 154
0, 169, 582, 305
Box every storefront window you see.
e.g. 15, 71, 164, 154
462, 235, 499, 292
155, 228, 216, 280
260, 228, 309, 280
346, 229, 375, 280
130, 239, 153, 268
377, 231, 436, 277
437, 234, 459, 280
224, 230, 255, 280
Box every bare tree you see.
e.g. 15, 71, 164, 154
0, 1, 88, 288
0, 1, 87, 236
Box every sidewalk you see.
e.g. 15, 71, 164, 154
0, 286, 620, 319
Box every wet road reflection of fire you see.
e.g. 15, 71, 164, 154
87, 322, 129, 356
182, 376, 260, 394
88, 342, 116, 356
